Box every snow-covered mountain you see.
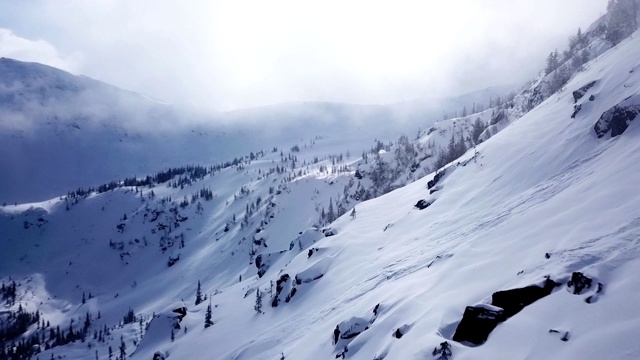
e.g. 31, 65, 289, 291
2, 5, 640, 360
0, 58, 505, 205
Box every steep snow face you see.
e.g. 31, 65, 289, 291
145, 31, 639, 360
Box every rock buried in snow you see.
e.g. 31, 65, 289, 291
289, 227, 323, 251
338, 316, 371, 339
427, 169, 446, 190
452, 304, 506, 345
323, 227, 337, 237
549, 329, 571, 342
572, 81, 596, 103
593, 95, 640, 138
415, 199, 433, 210
567, 272, 592, 295
585, 282, 605, 303
393, 324, 411, 339
571, 104, 582, 119
153, 351, 167, 360
491, 278, 559, 317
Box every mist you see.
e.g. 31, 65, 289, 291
0, 0, 608, 111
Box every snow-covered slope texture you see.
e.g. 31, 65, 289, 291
2, 23, 640, 360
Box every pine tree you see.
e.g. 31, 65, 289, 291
195, 281, 203, 306
327, 198, 335, 223
204, 299, 214, 328
606, 0, 640, 44
119, 336, 126, 360
545, 50, 559, 75
471, 118, 486, 145
254, 288, 263, 314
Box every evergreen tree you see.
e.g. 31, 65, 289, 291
119, 335, 126, 360
545, 50, 559, 75
254, 288, 263, 314
204, 299, 214, 328
327, 198, 335, 223
471, 118, 486, 145
606, 0, 639, 45
195, 281, 203, 306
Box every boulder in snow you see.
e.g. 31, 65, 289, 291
567, 272, 592, 295
415, 199, 433, 210
491, 278, 559, 317
338, 316, 371, 340
572, 81, 596, 103
593, 95, 640, 138
452, 304, 506, 345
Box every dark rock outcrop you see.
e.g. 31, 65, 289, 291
491, 278, 559, 317
338, 317, 371, 340
415, 199, 433, 210
427, 169, 446, 190
567, 272, 592, 294
453, 305, 506, 345
323, 228, 337, 237
453, 278, 559, 345
571, 104, 582, 119
594, 96, 640, 138
572, 81, 596, 103
172, 306, 187, 324
490, 109, 506, 125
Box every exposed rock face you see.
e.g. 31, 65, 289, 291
453, 278, 560, 345
571, 104, 582, 119
594, 95, 640, 138
172, 306, 187, 322
567, 272, 592, 295
572, 81, 597, 103
415, 199, 433, 210
491, 278, 559, 317
427, 169, 446, 190
490, 109, 506, 125
453, 305, 506, 345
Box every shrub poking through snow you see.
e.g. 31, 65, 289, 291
432, 341, 452, 359
567, 272, 592, 295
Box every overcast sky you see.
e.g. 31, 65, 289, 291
0, 0, 607, 111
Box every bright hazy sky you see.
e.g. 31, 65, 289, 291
0, 0, 608, 111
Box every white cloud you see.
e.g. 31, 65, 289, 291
0, 0, 609, 111
0, 28, 83, 73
